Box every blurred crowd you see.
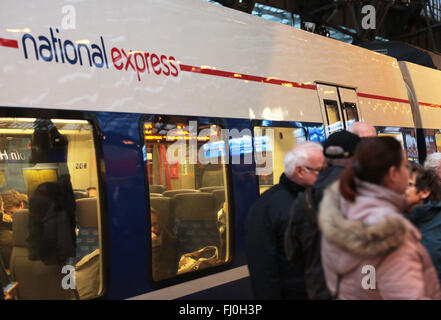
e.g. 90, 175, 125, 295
246, 121, 441, 300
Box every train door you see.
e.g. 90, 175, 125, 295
316, 84, 360, 136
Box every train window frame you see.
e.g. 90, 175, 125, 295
138, 114, 236, 287
375, 126, 419, 163
0, 106, 108, 300
251, 120, 325, 196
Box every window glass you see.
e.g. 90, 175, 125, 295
436, 132, 441, 153
377, 126, 418, 162
342, 102, 359, 127
0, 117, 103, 300
143, 116, 231, 281
425, 129, 441, 154
253, 126, 308, 194
323, 100, 343, 135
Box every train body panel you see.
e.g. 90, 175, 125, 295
399, 61, 441, 130
1, 0, 412, 127
0, 0, 440, 300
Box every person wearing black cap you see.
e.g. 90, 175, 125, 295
284, 130, 360, 300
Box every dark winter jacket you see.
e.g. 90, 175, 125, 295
28, 179, 76, 266
284, 165, 343, 300
27, 119, 76, 266
410, 202, 441, 284
246, 173, 307, 300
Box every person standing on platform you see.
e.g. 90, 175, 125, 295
246, 141, 324, 299
285, 130, 361, 300
319, 137, 441, 299
424, 152, 441, 180
406, 165, 441, 283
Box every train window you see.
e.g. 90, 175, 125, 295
424, 129, 441, 154
0, 117, 103, 300
143, 116, 231, 281
377, 127, 418, 162
342, 102, 359, 125
323, 100, 343, 134
253, 126, 307, 194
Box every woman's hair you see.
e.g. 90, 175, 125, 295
414, 168, 441, 203
340, 136, 404, 202
2, 190, 26, 215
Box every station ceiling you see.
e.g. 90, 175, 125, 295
212, 0, 441, 55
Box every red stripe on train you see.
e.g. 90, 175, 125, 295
180, 64, 317, 90
0, 38, 19, 49
357, 92, 410, 104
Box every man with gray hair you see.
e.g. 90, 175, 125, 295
348, 121, 376, 138
424, 152, 441, 179
246, 141, 324, 299
284, 130, 361, 300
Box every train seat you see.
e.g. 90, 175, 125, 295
212, 189, 226, 213
9, 209, 76, 300
199, 186, 223, 193
75, 198, 99, 263
150, 196, 174, 234
73, 189, 89, 200
149, 185, 167, 194
174, 193, 219, 258
150, 196, 179, 280
149, 193, 163, 197
162, 189, 197, 198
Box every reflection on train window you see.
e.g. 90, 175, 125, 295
377, 126, 418, 162
0, 117, 103, 300
323, 100, 343, 134
425, 129, 441, 154
342, 102, 359, 126
143, 116, 231, 281
253, 126, 306, 195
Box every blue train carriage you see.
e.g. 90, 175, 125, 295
0, 0, 433, 299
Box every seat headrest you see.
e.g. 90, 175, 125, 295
174, 192, 215, 220
199, 186, 223, 193
12, 209, 30, 247
150, 193, 163, 197
74, 190, 89, 200
149, 185, 167, 194
162, 189, 197, 198
75, 198, 98, 228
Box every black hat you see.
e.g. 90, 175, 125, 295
323, 130, 361, 159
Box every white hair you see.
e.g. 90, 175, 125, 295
284, 141, 323, 177
424, 152, 441, 172
348, 121, 376, 137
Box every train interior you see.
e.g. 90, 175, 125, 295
0, 117, 102, 300
143, 116, 231, 281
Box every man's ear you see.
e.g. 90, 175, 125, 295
294, 165, 303, 177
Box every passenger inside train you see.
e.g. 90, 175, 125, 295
0, 117, 103, 300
